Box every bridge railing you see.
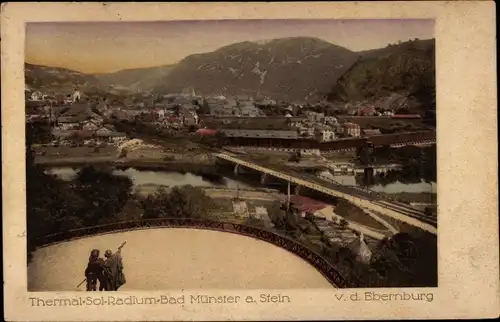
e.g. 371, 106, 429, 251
217, 154, 438, 232
34, 217, 358, 289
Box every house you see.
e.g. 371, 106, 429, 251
347, 233, 372, 264
289, 195, 337, 221
305, 111, 324, 123
324, 116, 338, 125
342, 122, 361, 137
254, 98, 277, 107
253, 206, 269, 220
95, 128, 127, 143
56, 113, 90, 130
315, 125, 337, 142
180, 110, 199, 126
180, 87, 196, 97
82, 119, 102, 131
361, 129, 382, 137
358, 106, 376, 116
152, 109, 166, 121
210, 105, 236, 117
72, 90, 82, 103
237, 105, 263, 117
236, 95, 253, 102
297, 126, 315, 138
233, 201, 249, 217
30, 91, 45, 101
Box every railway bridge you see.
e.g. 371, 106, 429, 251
215, 153, 437, 234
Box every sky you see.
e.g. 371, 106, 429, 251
26, 19, 434, 74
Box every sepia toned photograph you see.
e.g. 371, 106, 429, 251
25, 18, 438, 292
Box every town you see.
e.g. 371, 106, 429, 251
25, 21, 437, 291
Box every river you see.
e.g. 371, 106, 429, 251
319, 172, 437, 194
46, 167, 435, 194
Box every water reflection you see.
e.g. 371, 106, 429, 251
319, 171, 436, 194
48, 167, 435, 195
47, 167, 250, 189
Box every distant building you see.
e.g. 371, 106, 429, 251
233, 201, 249, 217
342, 122, 361, 137
347, 233, 372, 265
30, 91, 45, 101
72, 90, 82, 103
358, 106, 376, 116
56, 114, 90, 130
253, 206, 269, 220
180, 87, 196, 97
315, 126, 337, 142
361, 129, 382, 137
220, 129, 300, 140
152, 109, 166, 121
324, 116, 338, 125
237, 105, 262, 117
236, 95, 253, 102
305, 111, 324, 123
289, 195, 337, 221
180, 110, 199, 126
95, 127, 127, 142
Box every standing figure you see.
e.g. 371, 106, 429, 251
85, 249, 105, 291
103, 248, 126, 291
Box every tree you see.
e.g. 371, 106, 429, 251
26, 124, 84, 262
268, 201, 287, 229
73, 166, 133, 226
139, 185, 215, 219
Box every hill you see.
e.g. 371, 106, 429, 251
158, 37, 359, 101
327, 38, 436, 114
93, 65, 174, 93
25, 63, 105, 93
25, 38, 435, 108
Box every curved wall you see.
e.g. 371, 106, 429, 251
28, 228, 335, 291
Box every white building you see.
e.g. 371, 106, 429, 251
72, 90, 81, 102
315, 126, 337, 142
31, 91, 45, 101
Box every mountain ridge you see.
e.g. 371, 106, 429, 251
25, 37, 435, 105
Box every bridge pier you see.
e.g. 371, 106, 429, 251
294, 185, 301, 195
363, 167, 374, 185
233, 164, 240, 175
260, 173, 267, 184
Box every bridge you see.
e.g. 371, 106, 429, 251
215, 153, 437, 235
34, 217, 360, 288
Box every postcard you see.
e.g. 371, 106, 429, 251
2, 1, 498, 321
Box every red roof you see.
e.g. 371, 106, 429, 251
289, 195, 329, 214
342, 122, 360, 129
196, 128, 218, 135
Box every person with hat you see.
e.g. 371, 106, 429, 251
103, 248, 126, 291
85, 249, 105, 291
